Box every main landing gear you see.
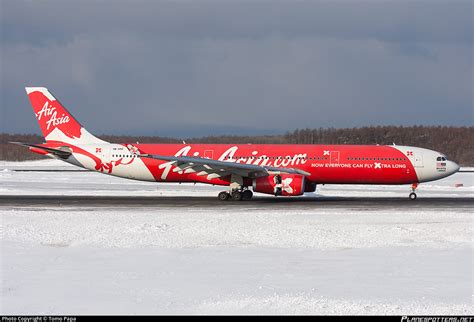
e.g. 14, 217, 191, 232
219, 174, 253, 201
218, 189, 253, 201
409, 183, 418, 200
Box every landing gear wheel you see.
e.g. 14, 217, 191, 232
218, 191, 230, 201
231, 191, 243, 201
242, 190, 253, 201
409, 192, 417, 200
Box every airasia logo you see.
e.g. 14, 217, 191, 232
158, 145, 307, 180
36, 102, 70, 131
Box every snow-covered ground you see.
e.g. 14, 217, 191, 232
1, 159, 473, 315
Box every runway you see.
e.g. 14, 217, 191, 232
1, 194, 472, 209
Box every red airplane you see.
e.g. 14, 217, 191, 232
14, 87, 460, 201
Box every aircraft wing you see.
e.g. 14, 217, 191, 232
10, 142, 72, 159
144, 154, 310, 180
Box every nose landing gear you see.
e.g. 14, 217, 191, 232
409, 183, 418, 200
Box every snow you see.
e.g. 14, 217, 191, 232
2, 207, 471, 250
1, 159, 473, 315
0, 159, 79, 170
3, 242, 471, 315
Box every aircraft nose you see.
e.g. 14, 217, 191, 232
448, 161, 460, 174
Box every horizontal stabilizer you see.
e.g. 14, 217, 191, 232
10, 142, 72, 159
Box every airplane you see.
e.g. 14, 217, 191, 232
13, 87, 460, 201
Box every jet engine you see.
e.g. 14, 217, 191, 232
253, 174, 306, 196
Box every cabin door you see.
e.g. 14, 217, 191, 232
330, 151, 340, 164
413, 153, 424, 167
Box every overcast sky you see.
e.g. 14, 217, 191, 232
1, 0, 472, 138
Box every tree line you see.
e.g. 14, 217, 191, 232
1, 125, 473, 165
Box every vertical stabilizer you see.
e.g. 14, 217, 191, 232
25, 87, 107, 144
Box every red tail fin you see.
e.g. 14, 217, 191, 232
25, 87, 106, 144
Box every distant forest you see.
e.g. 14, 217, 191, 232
1, 126, 473, 165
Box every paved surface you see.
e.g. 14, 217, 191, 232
1, 195, 472, 209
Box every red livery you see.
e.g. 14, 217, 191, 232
14, 87, 460, 201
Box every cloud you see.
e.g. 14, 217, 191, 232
1, 0, 472, 137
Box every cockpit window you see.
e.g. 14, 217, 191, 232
437, 156, 447, 161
